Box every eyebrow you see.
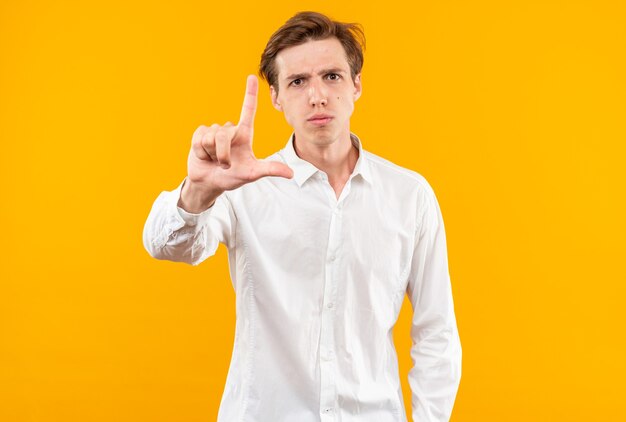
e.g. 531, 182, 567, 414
284, 68, 347, 82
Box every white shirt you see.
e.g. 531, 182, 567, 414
143, 133, 462, 422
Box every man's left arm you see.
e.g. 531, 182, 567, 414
406, 183, 462, 421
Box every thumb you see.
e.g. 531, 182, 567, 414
251, 160, 294, 181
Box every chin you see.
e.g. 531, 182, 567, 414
293, 124, 340, 146
309, 131, 338, 145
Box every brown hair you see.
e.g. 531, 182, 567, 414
259, 11, 365, 91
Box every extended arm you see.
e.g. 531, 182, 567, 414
142, 177, 233, 266
142, 75, 292, 265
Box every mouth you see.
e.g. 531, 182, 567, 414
307, 115, 333, 126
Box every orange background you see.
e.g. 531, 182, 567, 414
1, 1, 625, 421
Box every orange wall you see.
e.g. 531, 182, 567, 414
1, 1, 625, 420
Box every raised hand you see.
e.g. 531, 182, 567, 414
179, 75, 293, 213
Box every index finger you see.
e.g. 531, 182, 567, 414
238, 74, 258, 129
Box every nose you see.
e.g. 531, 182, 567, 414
308, 79, 328, 107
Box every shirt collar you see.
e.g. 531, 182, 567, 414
279, 132, 373, 187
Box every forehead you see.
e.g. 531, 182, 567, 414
274, 37, 350, 79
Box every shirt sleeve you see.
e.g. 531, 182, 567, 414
142, 177, 235, 266
406, 183, 462, 421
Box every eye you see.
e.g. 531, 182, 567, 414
326, 73, 341, 81
290, 78, 303, 87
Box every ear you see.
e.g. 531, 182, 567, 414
270, 85, 282, 111
353, 73, 362, 101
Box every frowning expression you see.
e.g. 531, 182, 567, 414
270, 37, 362, 147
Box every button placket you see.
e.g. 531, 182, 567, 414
319, 203, 341, 420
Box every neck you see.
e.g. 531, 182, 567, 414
293, 131, 359, 185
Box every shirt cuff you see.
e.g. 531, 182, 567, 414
176, 204, 214, 226
172, 177, 215, 227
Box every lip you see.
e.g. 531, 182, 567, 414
307, 114, 333, 126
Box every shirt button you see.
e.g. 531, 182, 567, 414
329, 255, 336, 262
327, 302, 334, 308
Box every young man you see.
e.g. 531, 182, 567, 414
143, 11, 461, 422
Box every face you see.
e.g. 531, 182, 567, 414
270, 37, 362, 147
